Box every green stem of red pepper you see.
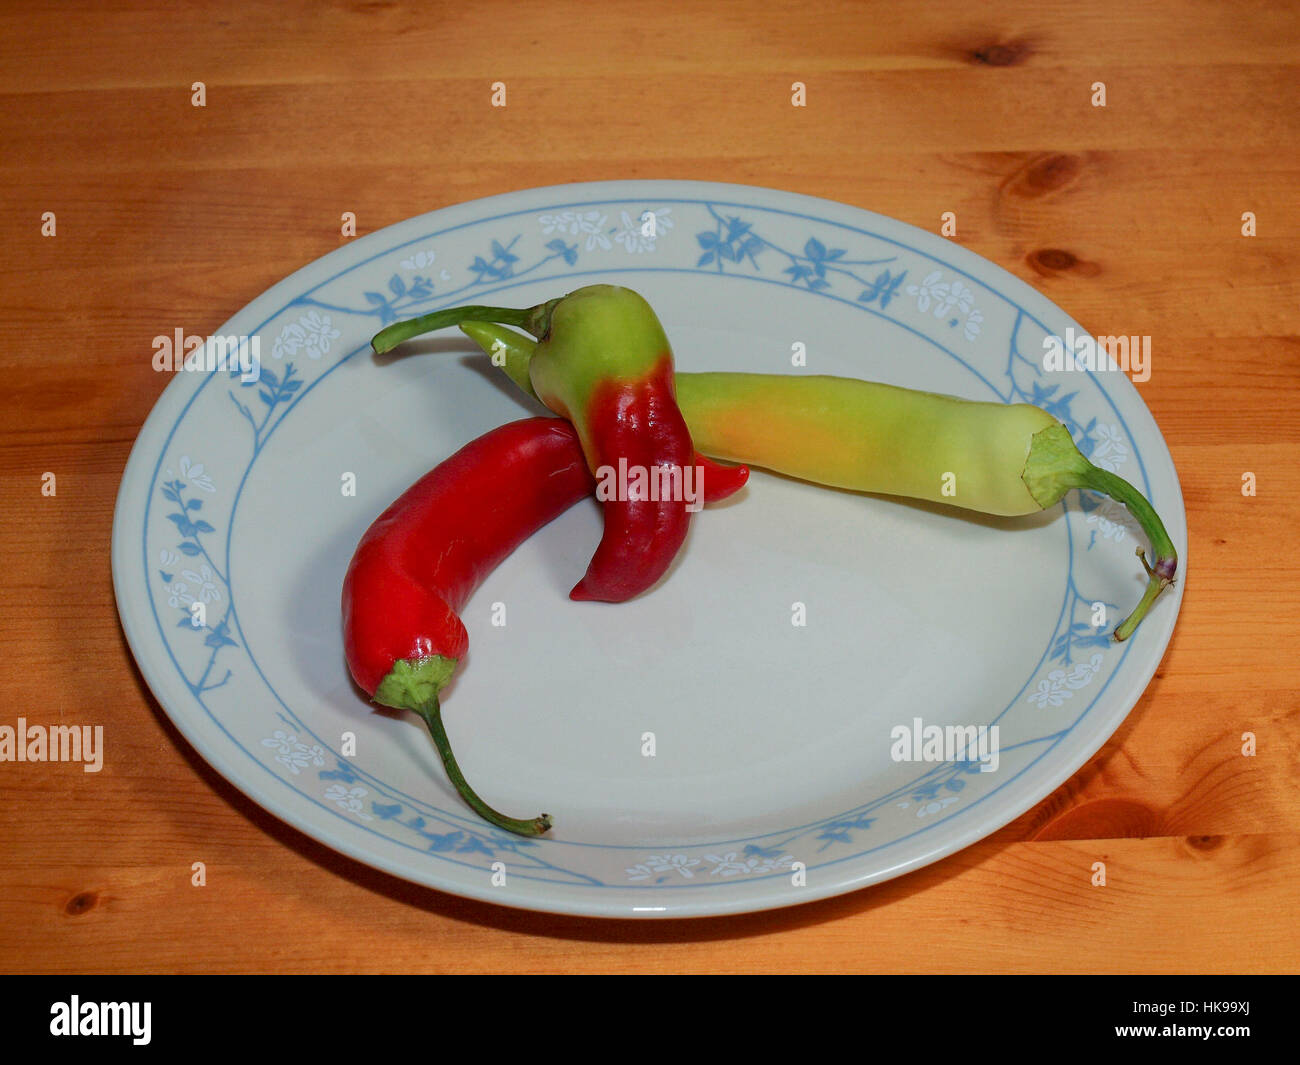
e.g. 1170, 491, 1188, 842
414, 697, 552, 836
371, 299, 559, 355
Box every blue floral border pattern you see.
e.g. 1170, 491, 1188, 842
147, 196, 1150, 889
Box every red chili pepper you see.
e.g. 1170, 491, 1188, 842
372, 286, 750, 604
342, 416, 594, 836
528, 285, 749, 601
572, 357, 702, 601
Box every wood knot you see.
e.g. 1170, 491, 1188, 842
970, 40, 1032, 66
1026, 247, 1101, 278
64, 891, 99, 916
1186, 834, 1224, 853
1034, 798, 1161, 841
1028, 247, 1077, 273
1002, 152, 1085, 200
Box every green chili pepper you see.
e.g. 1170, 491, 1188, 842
458, 322, 1178, 642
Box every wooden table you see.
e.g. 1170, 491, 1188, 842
1, 0, 1296, 974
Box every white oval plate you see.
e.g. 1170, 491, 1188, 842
112, 180, 1186, 918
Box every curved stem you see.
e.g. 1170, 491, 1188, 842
371, 299, 559, 355
1079, 465, 1178, 641
414, 698, 552, 837
459, 321, 539, 398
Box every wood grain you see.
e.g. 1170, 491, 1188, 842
0, 0, 1296, 974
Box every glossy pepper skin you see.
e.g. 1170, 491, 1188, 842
527, 285, 747, 601
342, 416, 594, 836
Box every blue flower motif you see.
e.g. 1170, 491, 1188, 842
815, 812, 876, 850
802, 236, 846, 277
469, 237, 522, 283
696, 215, 763, 267
858, 268, 907, 309
545, 238, 579, 266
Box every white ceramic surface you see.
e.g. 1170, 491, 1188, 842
111, 180, 1186, 917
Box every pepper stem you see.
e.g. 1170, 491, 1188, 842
1022, 423, 1178, 641
371, 299, 560, 355
1078, 464, 1179, 641
413, 698, 552, 837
